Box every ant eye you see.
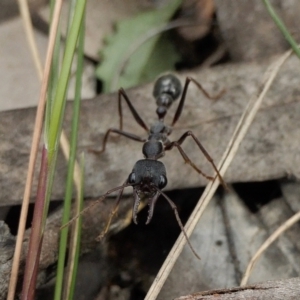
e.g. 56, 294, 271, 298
159, 175, 167, 189
128, 172, 136, 184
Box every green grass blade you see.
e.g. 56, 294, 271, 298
54, 7, 85, 299
47, 0, 86, 159
262, 0, 300, 59
45, 0, 61, 141
67, 154, 85, 300
46, 25, 61, 144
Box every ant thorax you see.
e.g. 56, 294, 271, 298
142, 140, 164, 160
141, 121, 169, 160
148, 121, 172, 142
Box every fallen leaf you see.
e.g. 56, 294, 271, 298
96, 0, 181, 92
158, 181, 300, 299
1, 55, 300, 205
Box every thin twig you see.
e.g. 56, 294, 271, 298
145, 48, 293, 300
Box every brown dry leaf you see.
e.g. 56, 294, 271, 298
157, 181, 300, 299
1, 54, 300, 206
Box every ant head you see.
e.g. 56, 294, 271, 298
153, 74, 182, 101
128, 159, 167, 190
128, 159, 167, 224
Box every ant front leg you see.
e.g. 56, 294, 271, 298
172, 77, 225, 127
165, 131, 227, 189
90, 128, 146, 155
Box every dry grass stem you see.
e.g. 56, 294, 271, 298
7, 1, 64, 299
59, 131, 81, 194
241, 210, 300, 286
8, 2, 83, 298
17, 0, 43, 79
145, 48, 293, 300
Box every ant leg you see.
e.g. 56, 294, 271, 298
118, 88, 149, 132
166, 141, 214, 181
165, 131, 227, 189
91, 89, 149, 155
156, 188, 200, 259
90, 128, 146, 155
60, 182, 131, 230
172, 77, 225, 126
96, 181, 127, 241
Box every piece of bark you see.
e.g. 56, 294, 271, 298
175, 277, 300, 300
215, 0, 300, 62
0, 196, 132, 299
1, 54, 300, 206
21, 196, 133, 270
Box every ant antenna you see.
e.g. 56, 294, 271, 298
60, 182, 131, 230
154, 187, 201, 260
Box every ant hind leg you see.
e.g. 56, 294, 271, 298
165, 131, 227, 189
172, 77, 225, 127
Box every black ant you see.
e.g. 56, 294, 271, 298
64, 74, 225, 259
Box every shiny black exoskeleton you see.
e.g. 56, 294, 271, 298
95, 73, 225, 225
127, 75, 183, 224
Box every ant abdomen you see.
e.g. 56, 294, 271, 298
153, 74, 182, 102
